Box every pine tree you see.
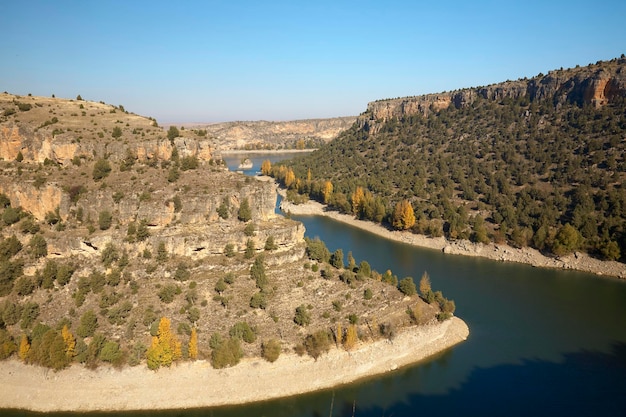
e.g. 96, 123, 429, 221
188, 328, 198, 360
18, 334, 30, 361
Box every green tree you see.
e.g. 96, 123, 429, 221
98, 210, 113, 230
238, 198, 252, 222
167, 126, 180, 142
77, 310, 98, 338
29, 234, 47, 258
330, 249, 344, 269
551, 223, 584, 256
92, 158, 112, 181
294, 305, 311, 326
399, 277, 417, 296
111, 126, 123, 139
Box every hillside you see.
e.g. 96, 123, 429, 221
273, 57, 626, 267
187, 116, 356, 151
0, 93, 456, 374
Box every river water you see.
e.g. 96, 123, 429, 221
9, 154, 626, 416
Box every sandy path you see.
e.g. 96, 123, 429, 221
0, 318, 468, 412
279, 199, 626, 279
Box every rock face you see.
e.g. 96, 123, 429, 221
359, 57, 626, 133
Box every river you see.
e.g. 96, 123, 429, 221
10, 154, 626, 417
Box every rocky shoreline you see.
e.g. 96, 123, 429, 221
0, 318, 468, 412
279, 198, 626, 279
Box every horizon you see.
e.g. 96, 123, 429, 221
1, 1, 625, 124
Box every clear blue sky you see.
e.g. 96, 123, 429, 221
2, 1, 625, 123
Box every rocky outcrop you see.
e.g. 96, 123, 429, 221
359, 57, 626, 133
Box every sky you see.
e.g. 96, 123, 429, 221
1, 1, 625, 124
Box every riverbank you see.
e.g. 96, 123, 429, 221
279, 198, 626, 279
219, 149, 316, 155
0, 318, 468, 412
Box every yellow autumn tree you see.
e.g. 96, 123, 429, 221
188, 327, 198, 360
260, 159, 272, 175
351, 186, 365, 217
147, 317, 181, 370
335, 322, 343, 346
392, 200, 416, 230
344, 325, 358, 351
322, 180, 333, 204
18, 334, 30, 362
61, 325, 76, 357
284, 168, 296, 188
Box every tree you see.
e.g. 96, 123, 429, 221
261, 160, 272, 175
399, 277, 417, 296
238, 198, 252, 222
264, 235, 278, 251
146, 317, 181, 369
77, 310, 98, 338
419, 272, 433, 302
304, 330, 331, 360
261, 339, 281, 363
294, 305, 311, 326
351, 186, 365, 216
61, 324, 76, 357
344, 324, 358, 351
188, 328, 198, 360
92, 158, 112, 181
392, 200, 416, 230
551, 223, 584, 256
18, 334, 30, 361
322, 180, 333, 204
250, 255, 268, 291
98, 210, 113, 230
330, 249, 344, 269
229, 322, 256, 343
111, 126, 123, 139
29, 234, 47, 258
167, 126, 180, 141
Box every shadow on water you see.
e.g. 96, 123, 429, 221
5, 343, 625, 417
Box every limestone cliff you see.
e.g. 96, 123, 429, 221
359, 57, 626, 133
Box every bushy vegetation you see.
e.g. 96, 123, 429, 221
273, 71, 626, 262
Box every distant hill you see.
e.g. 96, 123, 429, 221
188, 117, 356, 151
274, 57, 626, 263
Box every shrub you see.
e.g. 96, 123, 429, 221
0, 235, 23, 261
92, 158, 112, 181
211, 336, 243, 369
363, 288, 373, 300
229, 322, 256, 343
224, 243, 236, 257
244, 222, 255, 236
264, 235, 278, 251
158, 284, 179, 303
217, 198, 230, 219
101, 243, 119, 267
180, 155, 199, 171
167, 126, 180, 141
294, 305, 311, 326
2, 207, 21, 226
249, 292, 267, 309
304, 330, 331, 360
77, 310, 98, 338
111, 126, 123, 139
244, 239, 255, 259
330, 249, 344, 269
28, 234, 47, 258
261, 339, 281, 363
98, 210, 113, 230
